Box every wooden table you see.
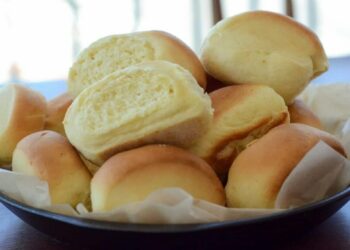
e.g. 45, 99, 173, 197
0, 201, 349, 249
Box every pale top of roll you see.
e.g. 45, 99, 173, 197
64, 61, 213, 164
189, 84, 289, 175
0, 84, 47, 165
68, 30, 206, 96
225, 123, 346, 209
201, 11, 328, 104
12, 131, 91, 207
91, 144, 225, 211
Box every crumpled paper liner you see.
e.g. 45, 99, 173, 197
300, 83, 350, 156
0, 141, 349, 224
275, 141, 350, 208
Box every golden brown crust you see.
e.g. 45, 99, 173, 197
0, 84, 47, 164
94, 144, 221, 189
45, 92, 73, 135
148, 31, 207, 89
210, 85, 256, 118
208, 111, 289, 175
294, 123, 346, 156
226, 123, 346, 208
288, 99, 322, 129
92, 144, 226, 209
190, 85, 289, 175
15, 131, 82, 174
12, 131, 91, 206
208, 85, 289, 165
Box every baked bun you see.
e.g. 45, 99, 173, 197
225, 124, 346, 209
288, 99, 322, 129
0, 84, 46, 165
189, 85, 289, 175
91, 144, 225, 211
201, 11, 328, 104
68, 30, 206, 96
45, 92, 73, 135
64, 61, 213, 164
12, 131, 91, 206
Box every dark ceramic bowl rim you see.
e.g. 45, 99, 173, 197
1, 186, 349, 234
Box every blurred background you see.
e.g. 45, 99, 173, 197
0, 0, 349, 98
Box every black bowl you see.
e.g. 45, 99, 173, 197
1, 187, 349, 249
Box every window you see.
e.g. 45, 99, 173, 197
1, 0, 349, 87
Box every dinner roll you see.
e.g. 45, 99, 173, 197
64, 61, 213, 165
288, 99, 322, 129
91, 145, 225, 211
12, 131, 91, 206
189, 85, 289, 176
45, 92, 73, 135
68, 30, 206, 96
0, 84, 46, 165
201, 11, 328, 104
226, 124, 346, 209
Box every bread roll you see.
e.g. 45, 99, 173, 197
64, 61, 213, 165
225, 124, 346, 209
45, 92, 73, 135
68, 30, 206, 96
189, 85, 289, 176
91, 145, 225, 211
288, 99, 322, 129
0, 84, 46, 165
201, 11, 328, 104
12, 131, 91, 206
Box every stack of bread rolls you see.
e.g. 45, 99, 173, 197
1, 11, 345, 213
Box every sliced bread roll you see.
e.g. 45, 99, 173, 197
0, 84, 46, 165
201, 11, 328, 104
225, 124, 346, 209
91, 145, 225, 211
189, 85, 289, 175
68, 30, 206, 96
64, 61, 213, 164
12, 131, 91, 207
45, 92, 73, 135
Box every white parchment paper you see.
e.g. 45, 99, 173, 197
300, 83, 350, 156
0, 142, 349, 224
